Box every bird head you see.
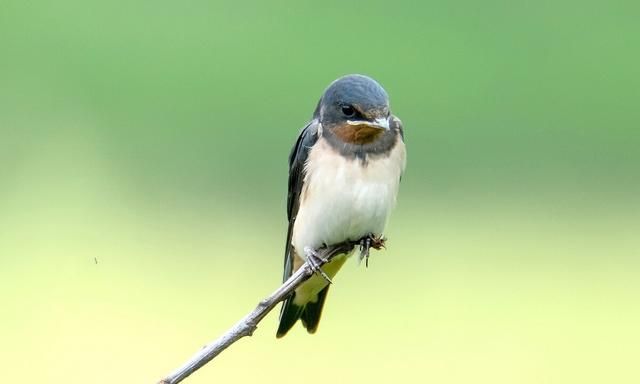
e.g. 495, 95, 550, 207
315, 74, 391, 145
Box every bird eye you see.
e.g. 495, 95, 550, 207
341, 105, 355, 117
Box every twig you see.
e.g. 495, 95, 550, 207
157, 237, 374, 384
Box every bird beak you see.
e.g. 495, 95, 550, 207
347, 117, 390, 130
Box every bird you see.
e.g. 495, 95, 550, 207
277, 74, 406, 337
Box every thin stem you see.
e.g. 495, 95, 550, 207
157, 239, 362, 384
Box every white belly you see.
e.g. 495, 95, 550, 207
292, 138, 406, 257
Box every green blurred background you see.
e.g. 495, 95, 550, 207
1, 1, 638, 383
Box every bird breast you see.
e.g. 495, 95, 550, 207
291, 137, 406, 256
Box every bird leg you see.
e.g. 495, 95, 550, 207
304, 246, 333, 284
359, 233, 386, 267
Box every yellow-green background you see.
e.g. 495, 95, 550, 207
1, 1, 638, 383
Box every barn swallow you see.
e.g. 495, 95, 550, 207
277, 74, 406, 337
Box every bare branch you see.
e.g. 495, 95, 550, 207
157, 237, 379, 384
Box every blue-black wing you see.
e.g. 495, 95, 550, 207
282, 120, 319, 282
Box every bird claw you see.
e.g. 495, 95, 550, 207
359, 234, 386, 267
304, 246, 333, 284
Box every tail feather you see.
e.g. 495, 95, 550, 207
276, 294, 304, 338
300, 286, 330, 334
276, 287, 331, 338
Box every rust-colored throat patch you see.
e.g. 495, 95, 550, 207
332, 123, 385, 144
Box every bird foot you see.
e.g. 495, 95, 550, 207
304, 246, 333, 284
359, 234, 386, 267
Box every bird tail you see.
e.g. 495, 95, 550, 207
276, 286, 330, 338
